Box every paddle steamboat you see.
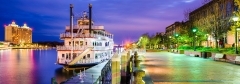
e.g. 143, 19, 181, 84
56, 4, 114, 67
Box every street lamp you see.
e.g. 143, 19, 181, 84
169, 36, 172, 49
175, 34, 179, 50
192, 28, 197, 51
233, 16, 239, 54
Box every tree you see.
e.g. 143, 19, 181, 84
137, 33, 150, 49
151, 35, 161, 49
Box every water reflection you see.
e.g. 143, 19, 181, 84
52, 67, 90, 84
0, 49, 62, 84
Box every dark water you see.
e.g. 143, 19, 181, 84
0, 49, 64, 84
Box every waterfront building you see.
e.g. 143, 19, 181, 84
189, 0, 234, 47
165, 22, 184, 37
164, 0, 238, 48
4, 21, 32, 45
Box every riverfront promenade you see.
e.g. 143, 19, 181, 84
143, 52, 240, 84
60, 51, 240, 84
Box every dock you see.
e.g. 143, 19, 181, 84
59, 49, 153, 84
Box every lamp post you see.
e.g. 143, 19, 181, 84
175, 34, 179, 50
169, 36, 172, 49
192, 28, 197, 51
233, 16, 239, 54
206, 34, 209, 47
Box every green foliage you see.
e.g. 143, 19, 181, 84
178, 45, 193, 50
138, 33, 150, 49
137, 33, 164, 49
197, 47, 212, 52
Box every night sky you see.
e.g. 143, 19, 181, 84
0, 0, 203, 44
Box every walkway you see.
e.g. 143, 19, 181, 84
142, 52, 240, 84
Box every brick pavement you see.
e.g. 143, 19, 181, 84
142, 52, 240, 84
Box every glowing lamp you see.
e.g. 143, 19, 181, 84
192, 29, 197, 32
233, 16, 239, 22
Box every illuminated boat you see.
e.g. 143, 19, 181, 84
56, 4, 114, 67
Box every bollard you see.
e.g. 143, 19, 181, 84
134, 51, 138, 56
134, 52, 139, 60
133, 52, 141, 68
111, 54, 121, 84
127, 51, 131, 60
133, 70, 145, 84
134, 60, 142, 68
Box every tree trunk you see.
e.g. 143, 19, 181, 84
215, 38, 218, 49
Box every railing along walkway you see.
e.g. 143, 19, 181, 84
63, 60, 110, 84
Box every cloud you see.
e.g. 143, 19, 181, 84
182, 0, 196, 3
0, 0, 202, 43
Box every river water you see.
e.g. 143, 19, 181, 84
0, 49, 65, 84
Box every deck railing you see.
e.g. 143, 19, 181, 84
58, 58, 104, 64
65, 25, 104, 30
56, 46, 86, 50
60, 33, 113, 39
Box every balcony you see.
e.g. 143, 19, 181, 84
65, 25, 104, 30
60, 33, 96, 39
57, 45, 86, 51
93, 46, 112, 51
60, 33, 113, 39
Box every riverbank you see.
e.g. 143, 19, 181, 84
11, 47, 55, 49
0, 47, 55, 50
0, 47, 11, 50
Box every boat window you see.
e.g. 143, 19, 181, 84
75, 41, 79, 45
93, 42, 94, 46
73, 53, 77, 59
95, 55, 98, 59
86, 42, 87, 45
87, 54, 90, 58
69, 42, 71, 45
66, 54, 68, 59
62, 54, 65, 58
83, 56, 86, 59
80, 41, 83, 46
69, 53, 71, 59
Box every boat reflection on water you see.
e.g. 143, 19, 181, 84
52, 67, 89, 84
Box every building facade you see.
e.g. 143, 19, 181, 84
163, 0, 240, 48
165, 22, 184, 37
5, 21, 32, 45
189, 0, 235, 47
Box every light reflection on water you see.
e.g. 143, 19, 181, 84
0, 49, 70, 84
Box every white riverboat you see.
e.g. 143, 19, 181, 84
56, 4, 114, 67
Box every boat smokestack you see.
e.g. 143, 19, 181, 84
70, 4, 74, 56
70, 4, 73, 34
89, 4, 92, 34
